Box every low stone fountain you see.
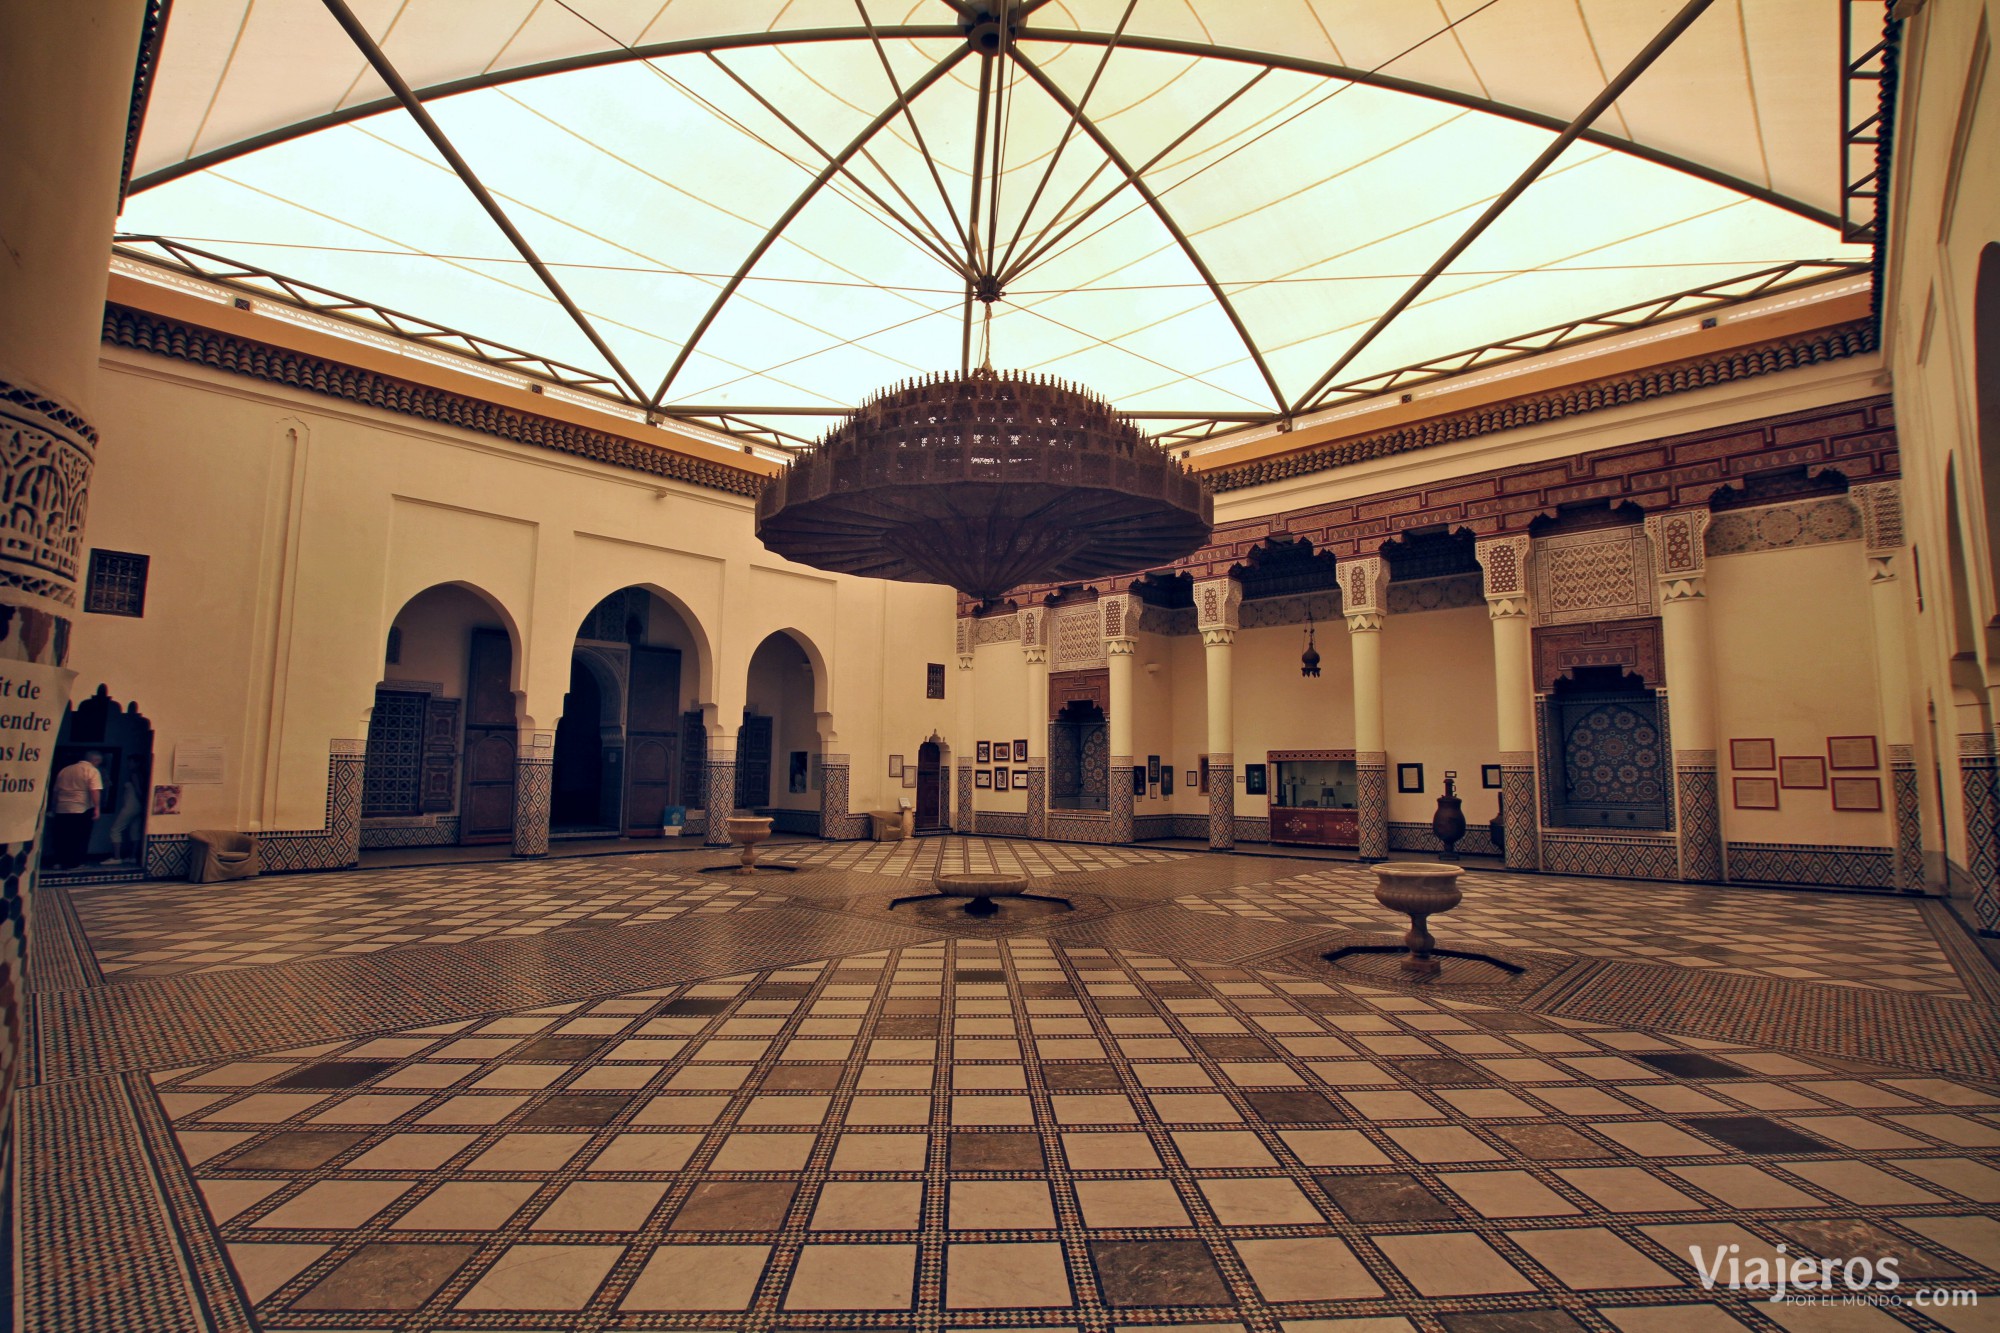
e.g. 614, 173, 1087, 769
724, 813, 773, 875
891, 870, 1073, 917
1369, 862, 1465, 977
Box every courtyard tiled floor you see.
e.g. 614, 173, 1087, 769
20, 839, 2000, 1330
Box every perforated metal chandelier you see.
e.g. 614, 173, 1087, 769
755, 368, 1213, 602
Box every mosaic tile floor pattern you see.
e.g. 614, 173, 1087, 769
22, 840, 2000, 1331
1181, 866, 1971, 998
767, 837, 1184, 878
73, 861, 783, 979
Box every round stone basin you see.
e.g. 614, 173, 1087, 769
936, 871, 1027, 915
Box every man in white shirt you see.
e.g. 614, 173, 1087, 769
49, 750, 105, 871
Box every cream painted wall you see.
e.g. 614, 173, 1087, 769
80, 350, 957, 840
1233, 620, 1357, 821
1709, 541, 1893, 849
1383, 605, 1501, 830
970, 635, 1027, 814
1131, 630, 1178, 813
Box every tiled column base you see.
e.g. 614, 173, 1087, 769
706, 758, 738, 848
955, 763, 974, 833
1026, 763, 1046, 840
1208, 754, 1234, 849
511, 731, 553, 859
1676, 757, 1722, 882
1959, 733, 2000, 931
1891, 744, 1923, 893
1357, 753, 1388, 861
1108, 754, 1134, 844
819, 756, 851, 840
1500, 754, 1538, 871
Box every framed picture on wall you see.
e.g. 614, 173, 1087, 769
993, 766, 1009, 789
1480, 764, 1503, 789
1779, 755, 1826, 789
1245, 763, 1267, 795
903, 766, 918, 788
1013, 770, 1029, 790
888, 754, 904, 778
1828, 735, 1879, 770
1161, 768, 1174, 796
1147, 755, 1161, 784
991, 739, 1009, 759
1132, 765, 1147, 795
975, 769, 992, 788
977, 741, 991, 763
1733, 776, 1780, 810
1831, 776, 1883, 811
1187, 770, 1198, 789
1397, 763, 1425, 794
1730, 738, 1777, 770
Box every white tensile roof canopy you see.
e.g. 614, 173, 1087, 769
121, 0, 1872, 450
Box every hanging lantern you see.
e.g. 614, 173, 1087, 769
1301, 610, 1322, 678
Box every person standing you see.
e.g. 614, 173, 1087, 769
49, 750, 105, 870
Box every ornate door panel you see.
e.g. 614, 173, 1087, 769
736, 714, 774, 810
624, 645, 682, 834
460, 627, 516, 844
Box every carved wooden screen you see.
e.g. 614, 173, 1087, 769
736, 713, 774, 809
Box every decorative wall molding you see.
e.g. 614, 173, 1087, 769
1532, 617, 1666, 691
102, 305, 764, 498
1535, 526, 1654, 625
1207, 320, 1880, 492
1725, 842, 1896, 890
973, 614, 1019, 644
1385, 574, 1483, 615
1705, 496, 1862, 556
1851, 479, 1905, 553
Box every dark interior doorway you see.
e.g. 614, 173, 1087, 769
552, 656, 609, 830
915, 739, 944, 831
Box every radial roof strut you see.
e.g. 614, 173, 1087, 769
1290, 0, 1718, 416
316, 0, 649, 403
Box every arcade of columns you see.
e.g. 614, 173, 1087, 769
944, 486, 1924, 896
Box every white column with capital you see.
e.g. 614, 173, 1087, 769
1646, 510, 1722, 882
1475, 535, 1540, 870
1195, 577, 1243, 848
1020, 607, 1049, 839
1341, 555, 1389, 860
1105, 594, 1137, 845
1855, 482, 1926, 893
955, 615, 977, 834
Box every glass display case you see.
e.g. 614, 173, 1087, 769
1267, 749, 1359, 846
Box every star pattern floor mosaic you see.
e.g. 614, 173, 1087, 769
766, 839, 1183, 878
20, 838, 2000, 1331
1180, 867, 1972, 998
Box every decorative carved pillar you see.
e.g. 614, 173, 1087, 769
1646, 510, 1721, 882
1103, 594, 1136, 845
1342, 556, 1389, 861
1021, 607, 1048, 839
706, 734, 739, 847
1475, 535, 1540, 870
512, 729, 554, 858
955, 616, 976, 834
1855, 483, 1925, 894
1195, 577, 1242, 849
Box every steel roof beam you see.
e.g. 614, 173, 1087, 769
1290, 0, 1718, 415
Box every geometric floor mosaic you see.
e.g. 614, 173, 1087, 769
72, 860, 783, 980
767, 839, 1185, 879
22, 838, 2000, 1330
1180, 866, 1974, 998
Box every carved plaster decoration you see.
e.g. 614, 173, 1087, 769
1532, 526, 1654, 626
1098, 593, 1134, 645
955, 616, 974, 657
0, 379, 96, 606
1475, 534, 1533, 621
1852, 480, 1905, 553
1339, 555, 1385, 626
1194, 577, 1243, 633
1532, 618, 1666, 691
1705, 497, 1862, 556
974, 615, 1019, 645
1386, 574, 1483, 615
1018, 606, 1045, 650
1053, 602, 1104, 670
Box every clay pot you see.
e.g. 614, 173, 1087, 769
725, 814, 774, 874
1370, 862, 1465, 977
1430, 779, 1466, 860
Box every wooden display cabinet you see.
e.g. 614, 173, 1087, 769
1267, 749, 1359, 847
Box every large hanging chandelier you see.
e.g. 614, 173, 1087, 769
755, 367, 1213, 602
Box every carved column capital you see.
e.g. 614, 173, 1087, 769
1098, 593, 1135, 643
1867, 553, 1898, 584
1853, 480, 1905, 555
1194, 576, 1243, 634
1337, 554, 1386, 620
1658, 574, 1708, 603
1644, 509, 1710, 581
1486, 594, 1531, 620
1200, 627, 1236, 648
1023, 645, 1048, 667
957, 653, 975, 671
1345, 611, 1385, 633
1106, 637, 1137, 658
1474, 533, 1531, 605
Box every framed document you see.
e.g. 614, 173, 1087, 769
1013, 770, 1029, 790
1480, 764, 1502, 789
1779, 756, 1826, 789
1187, 770, 1198, 789
1132, 765, 1147, 794
888, 754, 904, 777
1732, 776, 1779, 810
1831, 776, 1883, 811
1730, 738, 1777, 770
1397, 763, 1425, 794
1828, 735, 1879, 770
993, 766, 1009, 790
1147, 755, 1161, 784
902, 766, 918, 788
1161, 768, 1174, 796
975, 770, 992, 788
1245, 764, 1267, 795
977, 741, 991, 763
1013, 739, 1028, 762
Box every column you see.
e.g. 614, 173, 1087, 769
1103, 594, 1136, 845
706, 731, 739, 847
816, 710, 855, 841
1475, 535, 1540, 870
1021, 607, 1048, 839
955, 616, 976, 833
1856, 482, 1925, 893
0, 1, 148, 1158
1342, 556, 1389, 861
1646, 510, 1722, 882
1195, 577, 1242, 849
513, 729, 554, 858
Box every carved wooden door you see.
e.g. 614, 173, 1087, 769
623, 645, 682, 834
459, 627, 516, 844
